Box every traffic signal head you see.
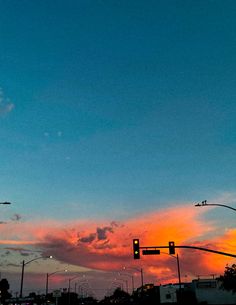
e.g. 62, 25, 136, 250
133, 239, 140, 259
169, 241, 175, 255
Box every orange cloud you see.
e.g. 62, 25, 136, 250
0, 204, 235, 287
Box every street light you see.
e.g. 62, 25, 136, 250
74, 276, 86, 294
0, 202, 11, 204
80, 280, 94, 298
78, 281, 92, 298
68, 275, 82, 293
116, 277, 128, 293
123, 266, 144, 290
161, 252, 181, 291
46, 269, 68, 295
112, 279, 124, 291
118, 272, 134, 293
159, 251, 182, 304
20, 255, 53, 297
68, 275, 82, 305
195, 200, 236, 212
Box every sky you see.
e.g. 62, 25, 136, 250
0, 0, 236, 300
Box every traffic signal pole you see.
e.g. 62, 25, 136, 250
133, 239, 236, 259
133, 239, 236, 305
176, 254, 181, 289
141, 244, 236, 258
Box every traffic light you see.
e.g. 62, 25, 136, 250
133, 239, 140, 259
169, 241, 175, 255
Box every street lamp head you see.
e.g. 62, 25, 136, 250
0, 202, 11, 204
49, 269, 68, 277
195, 201, 236, 212
195, 200, 207, 207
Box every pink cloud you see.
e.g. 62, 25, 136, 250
0, 204, 235, 292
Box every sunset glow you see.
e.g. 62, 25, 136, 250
1, 0, 236, 300
1, 203, 236, 293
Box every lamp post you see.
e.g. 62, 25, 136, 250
118, 273, 134, 293
78, 281, 91, 298
74, 282, 77, 294
74, 276, 87, 294
20, 255, 53, 297
160, 252, 182, 303
114, 277, 128, 293
106, 279, 124, 297
112, 280, 123, 291
166, 253, 181, 289
68, 275, 81, 305
175, 253, 182, 304
195, 200, 236, 212
160, 252, 181, 289
119, 278, 128, 293
123, 266, 144, 290
46, 269, 68, 295
68, 275, 81, 293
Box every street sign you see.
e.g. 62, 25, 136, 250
143, 249, 160, 255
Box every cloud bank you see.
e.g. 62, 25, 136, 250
1, 204, 235, 291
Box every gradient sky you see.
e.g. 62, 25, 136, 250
0, 0, 236, 300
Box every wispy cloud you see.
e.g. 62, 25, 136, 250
0, 88, 14, 116
11, 214, 22, 222
210, 191, 236, 206
4, 247, 32, 252
6, 263, 19, 268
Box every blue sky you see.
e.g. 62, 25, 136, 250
0, 0, 236, 296
1, 0, 236, 221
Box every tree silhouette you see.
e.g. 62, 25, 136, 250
113, 287, 130, 299
218, 264, 236, 292
0, 278, 12, 304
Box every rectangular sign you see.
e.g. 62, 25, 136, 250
142, 249, 160, 255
